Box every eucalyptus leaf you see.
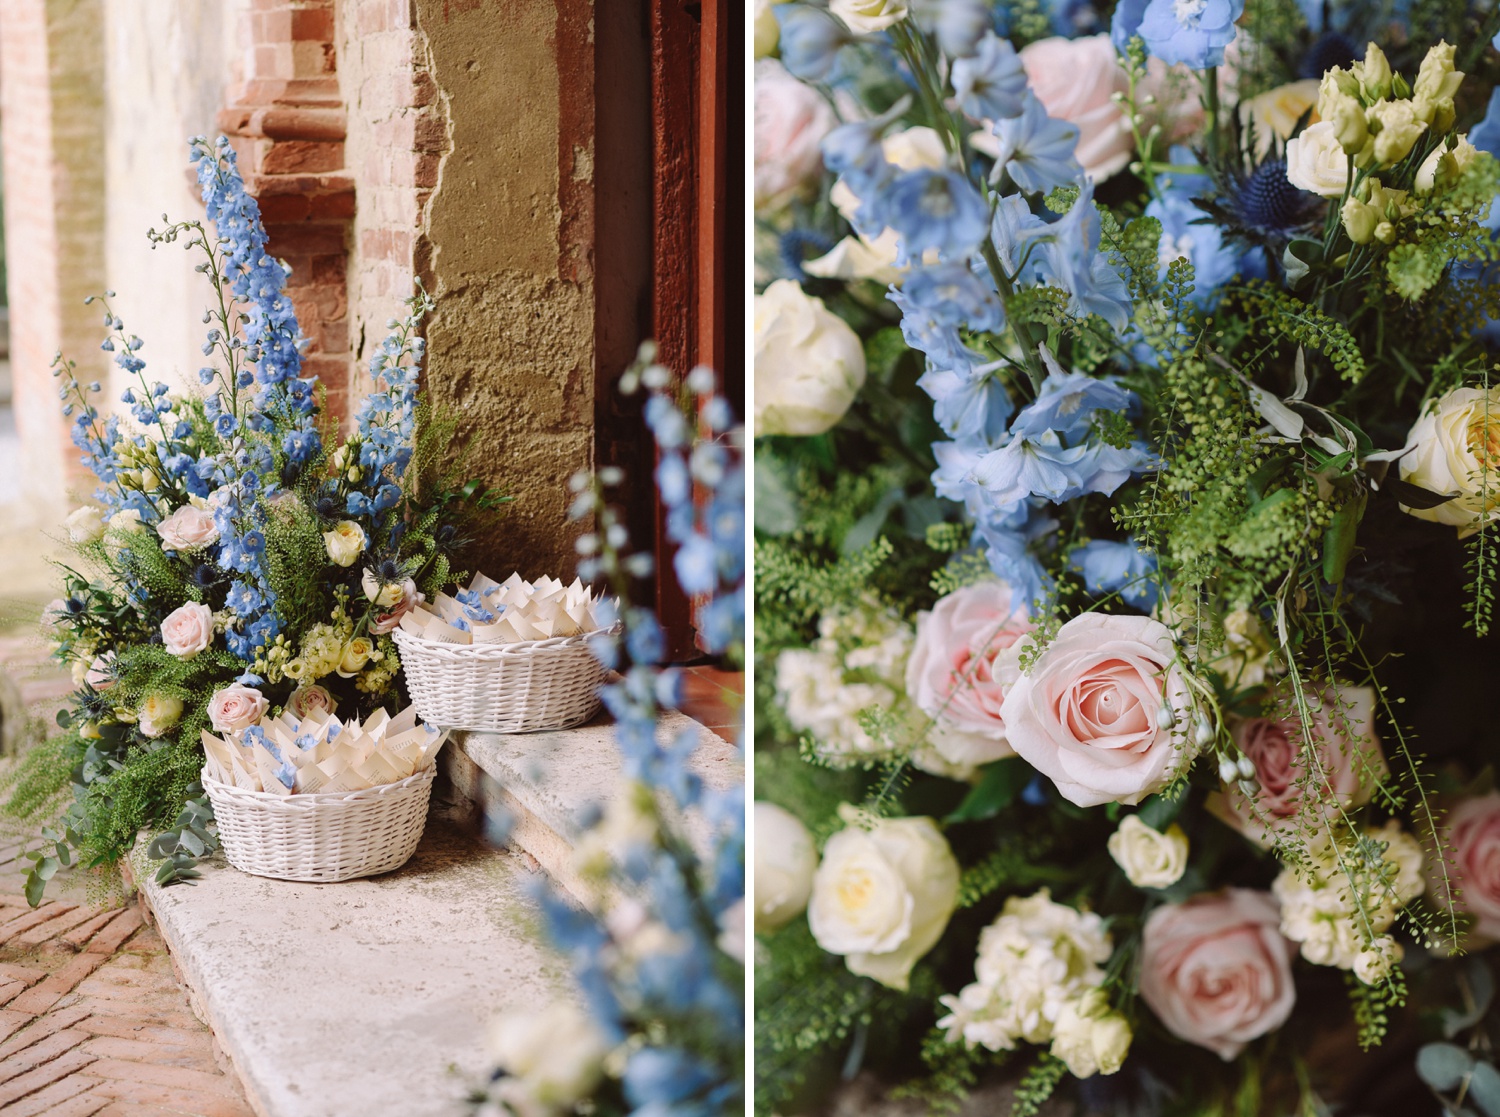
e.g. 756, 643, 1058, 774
1417, 1043, 1475, 1091
1467, 1061, 1500, 1116
1385, 476, 1458, 510
1322, 491, 1367, 585
946, 759, 1028, 824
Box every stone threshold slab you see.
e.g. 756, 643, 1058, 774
140, 821, 570, 1117
442, 709, 741, 903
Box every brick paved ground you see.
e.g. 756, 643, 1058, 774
0, 637, 251, 1116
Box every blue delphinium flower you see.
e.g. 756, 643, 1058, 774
1471, 89, 1500, 158
901, 263, 1006, 332
990, 92, 1082, 194
1009, 360, 1135, 441
776, 5, 851, 82
1028, 183, 1133, 332
1117, 0, 1244, 69
882, 169, 992, 262
1069, 538, 1161, 610
913, 0, 996, 58
991, 193, 1051, 275
888, 285, 986, 370
1144, 189, 1235, 306
919, 364, 1014, 442
951, 33, 1028, 121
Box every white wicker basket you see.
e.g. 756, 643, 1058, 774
202, 766, 435, 883
392, 625, 613, 733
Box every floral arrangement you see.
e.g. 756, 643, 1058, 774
473, 345, 745, 1117
7, 136, 498, 902
756, 0, 1500, 1111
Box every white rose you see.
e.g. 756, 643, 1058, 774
487, 1002, 609, 1108
336, 637, 376, 678
755, 60, 838, 212
1050, 989, 1132, 1078
323, 520, 367, 567
808, 810, 960, 990
754, 280, 867, 437
754, 802, 818, 933
1107, 815, 1190, 889
160, 602, 214, 659
1400, 385, 1500, 534
831, 0, 907, 32
138, 694, 184, 738
156, 504, 220, 552
208, 684, 269, 733
107, 508, 143, 534
66, 506, 106, 544
1285, 121, 1351, 197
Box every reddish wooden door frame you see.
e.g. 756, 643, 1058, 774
645, 0, 740, 661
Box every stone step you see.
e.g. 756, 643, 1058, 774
442, 709, 741, 904
139, 821, 571, 1117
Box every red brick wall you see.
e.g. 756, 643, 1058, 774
219, 0, 356, 424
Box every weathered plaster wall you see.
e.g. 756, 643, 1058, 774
339, 0, 599, 580
101, 0, 240, 402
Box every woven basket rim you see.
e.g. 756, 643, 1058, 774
201, 765, 435, 805
391, 620, 620, 658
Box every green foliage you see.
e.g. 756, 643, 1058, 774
1227, 283, 1368, 384
1011, 1053, 1067, 1117
893, 1029, 1010, 1116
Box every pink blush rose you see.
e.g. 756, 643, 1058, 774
1217, 685, 1386, 845
906, 580, 1033, 769
85, 653, 115, 692
1019, 35, 1132, 182
208, 684, 269, 734
161, 603, 214, 659
1139, 889, 1297, 1061
754, 59, 838, 210
1444, 794, 1500, 941
1000, 613, 1193, 807
155, 504, 219, 552
286, 684, 338, 721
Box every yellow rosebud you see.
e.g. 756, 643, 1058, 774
1341, 196, 1378, 244
1351, 43, 1392, 102
1374, 219, 1398, 244
1328, 95, 1369, 155
1412, 41, 1463, 130
1318, 67, 1361, 116
337, 637, 375, 678
1416, 134, 1477, 192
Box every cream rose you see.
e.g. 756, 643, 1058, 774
108, 508, 143, 534
1285, 121, 1351, 197
1416, 134, 1477, 192
65, 506, 106, 544
487, 1002, 610, 1108
336, 637, 376, 678
755, 60, 838, 212
161, 602, 214, 659
369, 579, 421, 636
1050, 989, 1132, 1078
1400, 385, 1500, 533
208, 684, 269, 733
155, 504, 220, 553
1019, 36, 1132, 182
906, 580, 1034, 771
137, 694, 184, 738
323, 520, 367, 567
1238, 79, 1319, 158
1443, 793, 1500, 941
1139, 889, 1297, 1061
1108, 815, 1189, 889
754, 280, 867, 437
286, 684, 338, 721
1214, 684, 1386, 846
1000, 613, 1196, 807
830, 0, 907, 32
754, 802, 818, 933
361, 568, 406, 607
808, 810, 960, 990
